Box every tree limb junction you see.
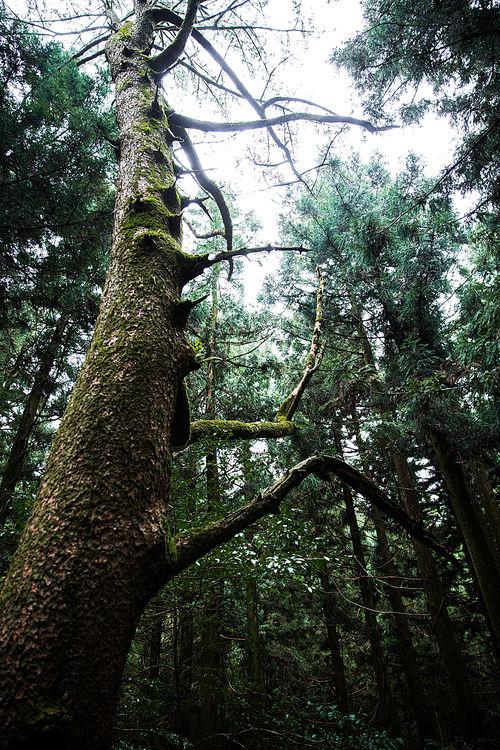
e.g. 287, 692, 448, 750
171, 453, 459, 576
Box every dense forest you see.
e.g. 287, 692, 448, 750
1, 0, 500, 748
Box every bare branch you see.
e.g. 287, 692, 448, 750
170, 111, 398, 134
171, 121, 233, 255
150, 8, 311, 182
179, 60, 244, 100
275, 268, 325, 422
149, 0, 201, 75
183, 244, 309, 282
184, 217, 225, 240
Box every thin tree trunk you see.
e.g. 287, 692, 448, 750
392, 450, 482, 742
370, 504, 437, 744
343, 483, 400, 737
195, 267, 225, 749
318, 570, 349, 713
246, 576, 264, 704
195, 585, 225, 750
0, 311, 71, 525
430, 431, 500, 652
148, 596, 163, 681
469, 457, 500, 561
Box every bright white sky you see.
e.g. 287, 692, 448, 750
12, 0, 460, 293
172, 0, 458, 250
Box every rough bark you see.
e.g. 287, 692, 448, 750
0, 8, 458, 748
0, 5, 197, 747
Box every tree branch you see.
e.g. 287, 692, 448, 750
171, 453, 459, 575
276, 268, 325, 422
183, 243, 309, 282
150, 8, 319, 183
183, 267, 323, 445
169, 111, 398, 134
149, 0, 201, 74
171, 121, 234, 258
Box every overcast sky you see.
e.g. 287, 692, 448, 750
11, 0, 460, 292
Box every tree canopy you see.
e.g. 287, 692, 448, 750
1, 2, 500, 749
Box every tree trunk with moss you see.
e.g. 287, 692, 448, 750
0, 6, 457, 747
0, 6, 199, 748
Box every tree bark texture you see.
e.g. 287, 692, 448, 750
0, 7, 197, 748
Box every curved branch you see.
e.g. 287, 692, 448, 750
170, 111, 398, 134
171, 453, 459, 575
171, 121, 233, 256
276, 268, 324, 422
183, 243, 309, 282
149, 0, 201, 74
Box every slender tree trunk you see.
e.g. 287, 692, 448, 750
430, 431, 500, 652
469, 457, 500, 563
318, 570, 349, 713
195, 585, 225, 750
392, 450, 482, 742
0, 311, 71, 525
195, 268, 226, 749
0, 8, 198, 747
148, 596, 163, 681
174, 602, 194, 746
370, 504, 437, 744
343, 483, 400, 737
246, 577, 264, 703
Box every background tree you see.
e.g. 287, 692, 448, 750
0, 6, 115, 533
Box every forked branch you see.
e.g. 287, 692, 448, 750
183, 270, 324, 445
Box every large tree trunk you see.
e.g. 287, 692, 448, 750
0, 7, 197, 748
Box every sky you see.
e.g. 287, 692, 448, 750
168, 0, 458, 251
10, 0, 460, 294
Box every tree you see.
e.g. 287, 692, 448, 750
0, 7, 115, 529
0, 3, 460, 748
331, 0, 500, 205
